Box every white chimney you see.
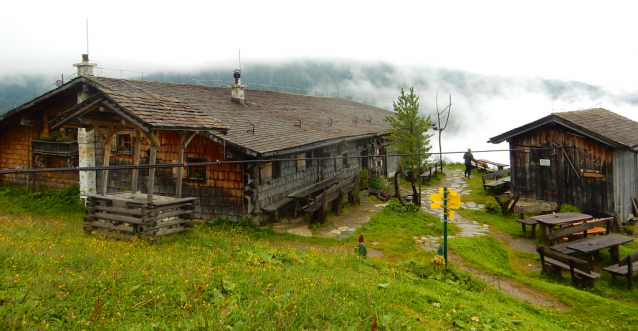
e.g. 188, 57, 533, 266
231, 69, 246, 105
73, 54, 97, 77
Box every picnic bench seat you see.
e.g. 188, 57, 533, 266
603, 251, 638, 289
262, 197, 296, 220
477, 159, 508, 172
482, 169, 510, 190
537, 246, 600, 288
420, 160, 443, 180
546, 217, 612, 246
301, 177, 356, 214
516, 218, 538, 236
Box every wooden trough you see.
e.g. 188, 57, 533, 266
83, 192, 197, 241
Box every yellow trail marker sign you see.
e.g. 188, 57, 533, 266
429, 193, 461, 209
439, 187, 458, 196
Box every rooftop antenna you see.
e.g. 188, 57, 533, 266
86, 18, 89, 57
238, 49, 241, 72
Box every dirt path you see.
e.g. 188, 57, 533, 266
266, 168, 571, 311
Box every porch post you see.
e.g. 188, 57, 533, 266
147, 143, 157, 202
131, 129, 142, 193
176, 131, 186, 198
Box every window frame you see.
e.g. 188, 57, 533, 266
187, 157, 207, 181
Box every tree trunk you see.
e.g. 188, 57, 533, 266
394, 166, 406, 205
410, 171, 420, 206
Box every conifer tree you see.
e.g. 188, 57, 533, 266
386, 87, 432, 206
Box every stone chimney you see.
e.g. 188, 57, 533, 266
231, 69, 246, 105
73, 54, 97, 77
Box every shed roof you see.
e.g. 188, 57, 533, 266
488, 108, 638, 150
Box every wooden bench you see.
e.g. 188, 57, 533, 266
537, 246, 600, 288
516, 218, 538, 236
546, 217, 613, 246
482, 169, 510, 190
420, 160, 443, 180
301, 176, 358, 222
603, 251, 638, 289
262, 197, 296, 220
477, 159, 508, 172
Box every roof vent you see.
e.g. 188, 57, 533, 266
231, 69, 246, 106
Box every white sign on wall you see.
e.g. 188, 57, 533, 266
540, 159, 551, 166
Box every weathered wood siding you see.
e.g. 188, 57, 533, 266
509, 124, 614, 216
249, 139, 368, 213
0, 119, 79, 190
613, 150, 638, 220
96, 131, 243, 220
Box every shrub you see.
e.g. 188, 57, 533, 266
370, 175, 388, 190
385, 198, 418, 213
559, 204, 581, 213
359, 168, 370, 190
484, 200, 501, 214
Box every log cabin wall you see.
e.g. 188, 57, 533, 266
251, 139, 367, 213
0, 120, 32, 187
509, 124, 615, 216
0, 99, 80, 190
612, 150, 638, 221
95, 131, 243, 220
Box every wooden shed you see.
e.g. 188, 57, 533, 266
488, 108, 638, 221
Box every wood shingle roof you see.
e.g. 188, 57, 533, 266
87, 77, 393, 155
489, 108, 638, 150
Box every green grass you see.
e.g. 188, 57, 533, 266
0, 215, 584, 331
350, 205, 460, 259
2, 172, 638, 330
0, 184, 84, 219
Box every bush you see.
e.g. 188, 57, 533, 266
359, 168, 370, 190
559, 204, 581, 213
385, 198, 419, 213
370, 175, 388, 190
484, 200, 501, 214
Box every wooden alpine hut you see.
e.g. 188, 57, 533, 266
488, 108, 638, 222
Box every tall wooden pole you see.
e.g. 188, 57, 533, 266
147, 142, 157, 202
131, 129, 141, 193
176, 131, 186, 198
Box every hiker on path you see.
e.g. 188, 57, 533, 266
463, 148, 476, 179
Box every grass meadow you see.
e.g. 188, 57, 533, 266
1, 170, 638, 330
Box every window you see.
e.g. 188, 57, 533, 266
306, 151, 313, 167
187, 158, 206, 181
261, 161, 281, 183
115, 133, 132, 154
296, 153, 306, 171
261, 162, 272, 182
341, 153, 348, 168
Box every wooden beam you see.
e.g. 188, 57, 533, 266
100, 100, 150, 134
131, 129, 142, 193
50, 96, 104, 131
101, 125, 114, 196
184, 131, 198, 148
147, 131, 161, 150
175, 131, 186, 198
147, 143, 157, 202
92, 124, 106, 142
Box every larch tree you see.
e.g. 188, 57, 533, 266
386, 87, 433, 206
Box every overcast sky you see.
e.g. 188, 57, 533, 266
2, 0, 637, 163
1, 0, 636, 88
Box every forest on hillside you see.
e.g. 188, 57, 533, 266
0, 60, 629, 116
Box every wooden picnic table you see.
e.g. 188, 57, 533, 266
566, 234, 634, 269
531, 212, 592, 240
477, 159, 509, 171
